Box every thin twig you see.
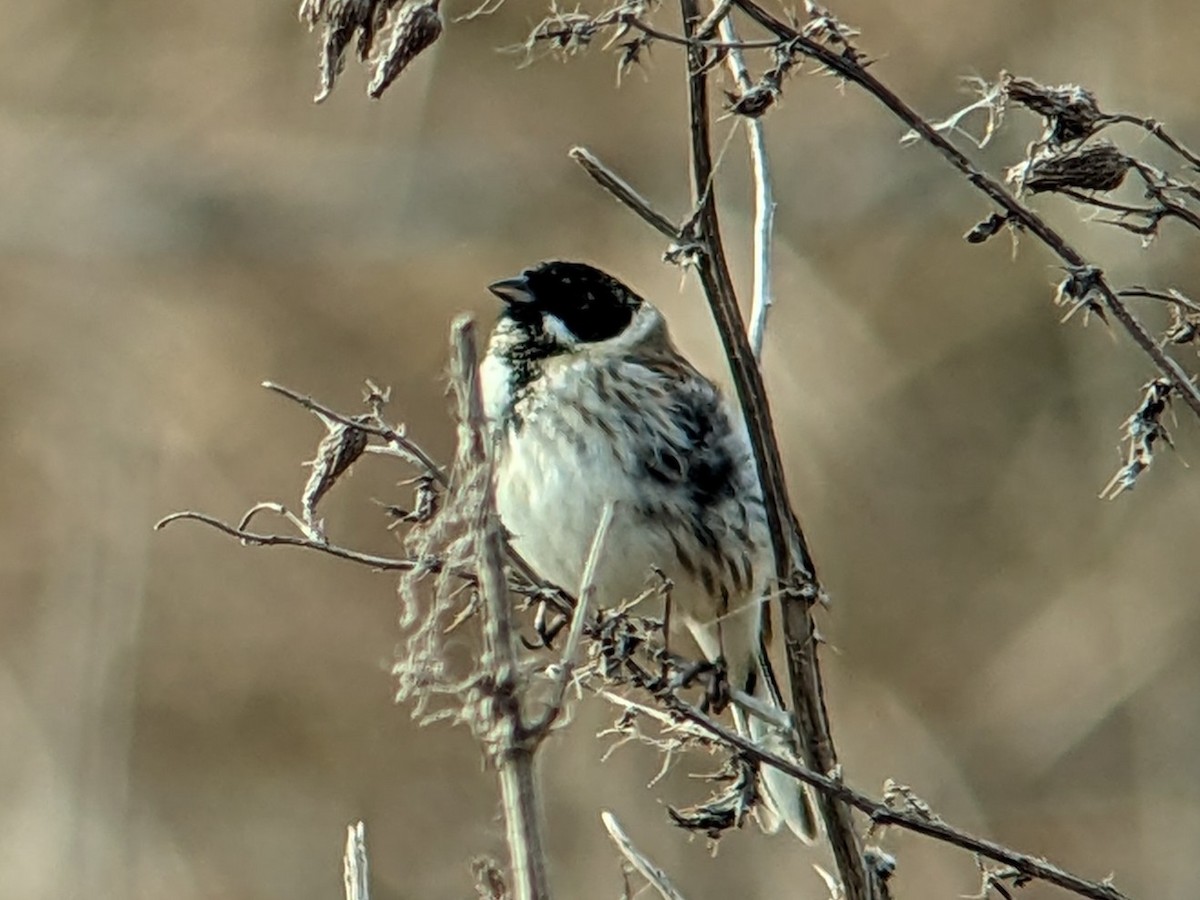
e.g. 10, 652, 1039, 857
452, 316, 552, 900
155, 510, 432, 570
1118, 286, 1200, 314
601, 811, 690, 900
570, 147, 681, 240
530, 501, 615, 736
1103, 112, 1200, 170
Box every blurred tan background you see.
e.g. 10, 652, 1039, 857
5, 1, 1200, 898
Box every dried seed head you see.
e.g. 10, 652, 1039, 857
1009, 142, 1130, 194
369, 0, 443, 100
964, 211, 1011, 244
1004, 74, 1104, 145
667, 757, 758, 839
306, 0, 379, 103
1100, 379, 1176, 499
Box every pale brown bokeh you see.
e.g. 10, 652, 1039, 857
4, 2, 1200, 899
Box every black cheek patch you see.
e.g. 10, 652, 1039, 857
554, 295, 635, 343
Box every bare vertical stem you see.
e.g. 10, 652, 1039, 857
342, 821, 371, 900
717, 15, 777, 359
677, 3, 870, 897
452, 316, 552, 900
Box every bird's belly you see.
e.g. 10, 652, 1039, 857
495, 433, 680, 607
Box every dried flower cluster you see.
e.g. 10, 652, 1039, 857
299, 0, 443, 101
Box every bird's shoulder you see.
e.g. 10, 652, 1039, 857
611, 347, 751, 507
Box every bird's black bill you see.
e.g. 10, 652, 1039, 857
487, 275, 534, 305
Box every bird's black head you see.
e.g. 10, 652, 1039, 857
488, 260, 643, 346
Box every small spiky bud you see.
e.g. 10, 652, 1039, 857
1004, 75, 1105, 145
1053, 265, 1107, 324
1100, 379, 1175, 499
964, 211, 1012, 244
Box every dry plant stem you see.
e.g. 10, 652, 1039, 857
716, 14, 776, 359
154, 510, 436, 570
452, 317, 551, 900
343, 821, 370, 900
531, 501, 615, 735
600, 812, 689, 900
1104, 112, 1200, 169
624, 663, 1130, 900
678, 3, 869, 898
570, 147, 680, 240
733, 0, 1200, 419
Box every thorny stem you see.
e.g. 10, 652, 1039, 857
452, 317, 551, 900
677, 2, 870, 897
733, 0, 1200, 418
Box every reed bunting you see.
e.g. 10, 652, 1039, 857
480, 260, 818, 841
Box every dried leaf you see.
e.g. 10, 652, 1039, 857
666, 757, 757, 839
302, 419, 369, 524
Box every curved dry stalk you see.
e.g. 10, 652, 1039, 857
601, 812, 689, 900
716, 14, 776, 359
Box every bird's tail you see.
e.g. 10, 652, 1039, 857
733, 652, 821, 843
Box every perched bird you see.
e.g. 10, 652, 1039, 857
479, 260, 818, 841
